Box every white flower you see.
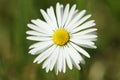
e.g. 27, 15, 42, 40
26, 2, 97, 75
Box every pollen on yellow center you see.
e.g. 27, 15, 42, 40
52, 28, 70, 46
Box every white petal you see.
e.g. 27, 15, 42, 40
60, 5, 64, 28
57, 47, 63, 72
40, 9, 55, 30
68, 43, 84, 62
27, 24, 47, 34
26, 31, 42, 36
72, 28, 97, 36
26, 36, 52, 41
67, 44, 81, 70
69, 48, 84, 64
81, 44, 97, 49
47, 6, 58, 29
62, 52, 66, 73
72, 37, 91, 43
66, 10, 86, 30
72, 34, 98, 42
70, 42, 90, 58
31, 19, 53, 33
29, 41, 53, 55
29, 41, 52, 49
74, 9, 79, 15
55, 64, 58, 75
42, 58, 51, 73
49, 46, 59, 71
42, 46, 59, 71
33, 45, 56, 63
45, 61, 50, 73
61, 46, 66, 73
56, 3, 62, 27
70, 37, 94, 45
42, 58, 49, 69
72, 35, 97, 40
61, 4, 70, 27
26, 30, 51, 37
70, 38, 96, 48
64, 46, 73, 70
64, 4, 76, 28
72, 20, 96, 33
69, 14, 92, 31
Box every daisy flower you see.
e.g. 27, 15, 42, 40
26, 2, 97, 75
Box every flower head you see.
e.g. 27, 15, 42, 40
26, 2, 97, 75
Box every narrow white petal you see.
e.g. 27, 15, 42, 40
37, 45, 56, 64
76, 14, 92, 26
68, 43, 83, 62
72, 61, 81, 70
57, 47, 63, 72
60, 5, 64, 28
72, 39, 97, 48
45, 61, 50, 73
61, 46, 66, 73
41, 46, 57, 70
42, 53, 53, 72
72, 35, 97, 40
42, 58, 51, 73
64, 4, 76, 28
36, 19, 53, 33
70, 38, 96, 48
70, 42, 90, 58
31, 19, 53, 33
69, 14, 92, 31
49, 46, 59, 71
42, 57, 50, 69
69, 45, 85, 64
72, 20, 96, 33
56, 3, 62, 27
29, 41, 53, 55
26, 31, 44, 36
61, 4, 70, 27
67, 44, 81, 70
33, 45, 56, 63
42, 46, 57, 70
66, 10, 86, 30
27, 24, 46, 34
81, 28, 97, 35
82, 44, 97, 49
70, 37, 94, 45
47, 6, 58, 29
72, 28, 97, 36
74, 9, 79, 15
26, 30, 51, 37
72, 34, 98, 42
62, 49, 66, 73
26, 36, 52, 41
40, 9, 55, 30
55, 64, 58, 75
64, 46, 73, 70
29, 41, 52, 49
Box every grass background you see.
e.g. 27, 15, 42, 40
0, 0, 120, 80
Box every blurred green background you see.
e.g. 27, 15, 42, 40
0, 0, 120, 80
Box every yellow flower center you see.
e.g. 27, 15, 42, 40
52, 28, 70, 46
